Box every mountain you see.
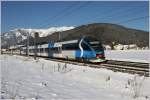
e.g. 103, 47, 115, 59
32, 23, 149, 49
1, 23, 149, 50
60, 23, 149, 47
1, 26, 74, 48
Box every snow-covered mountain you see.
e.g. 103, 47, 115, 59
1, 23, 149, 50
1, 26, 74, 47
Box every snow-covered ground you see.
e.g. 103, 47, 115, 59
1, 55, 150, 100
105, 50, 150, 63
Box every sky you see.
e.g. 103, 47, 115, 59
1, 1, 149, 33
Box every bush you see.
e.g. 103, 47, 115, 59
127, 75, 145, 98
54, 63, 73, 73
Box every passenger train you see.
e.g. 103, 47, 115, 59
4, 37, 106, 63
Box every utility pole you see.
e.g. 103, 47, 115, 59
26, 32, 29, 57
58, 32, 62, 53
34, 32, 39, 60
59, 32, 60, 41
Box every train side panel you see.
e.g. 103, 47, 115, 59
62, 50, 76, 59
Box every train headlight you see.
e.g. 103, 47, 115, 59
96, 54, 104, 58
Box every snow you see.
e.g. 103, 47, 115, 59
19, 26, 74, 37
2, 26, 74, 46
1, 55, 150, 100
10, 26, 75, 38
105, 50, 150, 63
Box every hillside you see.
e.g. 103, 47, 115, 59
34, 23, 149, 49
1, 23, 149, 50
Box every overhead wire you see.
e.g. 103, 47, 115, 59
101, 7, 148, 22
89, 4, 146, 23
116, 15, 149, 24
48, 1, 90, 26
37, 2, 148, 30
38, 2, 80, 28
38, 1, 89, 28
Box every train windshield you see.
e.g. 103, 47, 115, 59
90, 41, 103, 51
81, 37, 104, 51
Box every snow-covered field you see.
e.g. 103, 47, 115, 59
105, 50, 150, 63
1, 55, 150, 100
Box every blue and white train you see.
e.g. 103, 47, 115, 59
7, 37, 106, 63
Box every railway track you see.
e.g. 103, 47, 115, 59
45, 58, 149, 77
101, 60, 149, 76
2, 54, 150, 77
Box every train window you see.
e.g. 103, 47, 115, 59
43, 48, 45, 53
62, 43, 79, 50
45, 48, 49, 52
91, 43, 103, 51
39, 48, 43, 53
43, 48, 45, 52
30, 49, 32, 53
35, 49, 38, 53
49, 47, 53, 51
37, 48, 40, 53
49, 47, 58, 51
81, 42, 91, 50
55, 47, 59, 51
49, 47, 61, 53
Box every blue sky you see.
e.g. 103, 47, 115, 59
1, 1, 149, 33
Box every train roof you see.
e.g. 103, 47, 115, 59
57, 39, 78, 44
25, 37, 101, 49
55, 37, 100, 44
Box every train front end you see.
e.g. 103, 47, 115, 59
89, 41, 106, 63
79, 37, 106, 63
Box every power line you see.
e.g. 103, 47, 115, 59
90, 4, 146, 23
83, 1, 132, 21
116, 15, 149, 24
101, 7, 148, 22
39, 1, 89, 28
38, 2, 80, 28
113, 15, 149, 36
46, 1, 90, 27
37, 2, 148, 30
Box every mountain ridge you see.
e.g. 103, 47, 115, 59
1, 23, 149, 50
37, 23, 148, 48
